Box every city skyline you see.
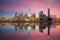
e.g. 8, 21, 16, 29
0, 0, 60, 40
0, 0, 60, 18
0, 8, 57, 18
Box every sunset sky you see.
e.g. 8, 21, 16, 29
0, 0, 60, 18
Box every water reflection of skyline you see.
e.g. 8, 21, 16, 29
0, 22, 48, 33
0, 22, 60, 40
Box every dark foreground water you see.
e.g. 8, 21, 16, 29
0, 22, 60, 40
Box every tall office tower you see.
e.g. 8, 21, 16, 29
39, 11, 47, 17
39, 11, 47, 20
48, 6, 50, 37
48, 7, 50, 18
15, 13, 18, 18
39, 11, 43, 16
27, 8, 31, 17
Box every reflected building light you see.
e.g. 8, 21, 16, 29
35, 24, 39, 31
6, 23, 9, 25
39, 28, 43, 33
48, 35, 50, 40
15, 26, 18, 31
27, 26, 32, 31
27, 26, 32, 36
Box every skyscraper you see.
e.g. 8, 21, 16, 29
15, 13, 18, 18
27, 8, 31, 17
39, 11, 43, 16
48, 7, 50, 18
39, 11, 47, 21
48, 6, 50, 37
39, 11, 46, 17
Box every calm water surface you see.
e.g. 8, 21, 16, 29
0, 22, 60, 40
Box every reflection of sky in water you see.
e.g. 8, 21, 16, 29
0, 24, 56, 33
50, 25, 60, 40
0, 24, 60, 40
0, 25, 27, 33
0, 24, 47, 33
0, 24, 48, 40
